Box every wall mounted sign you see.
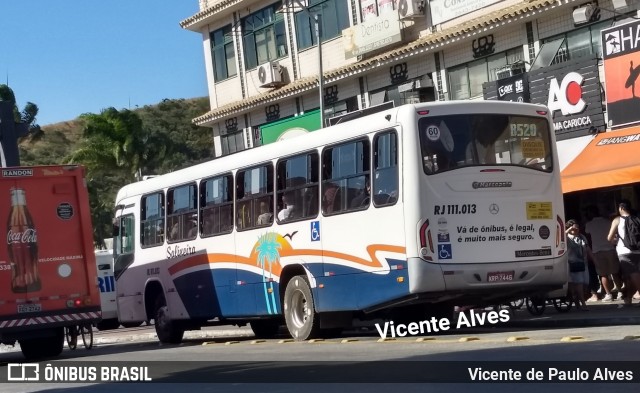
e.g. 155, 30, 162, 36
472, 35, 495, 59
496, 73, 530, 103
390, 62, 409, 85
430, 0, 502, 25
265, 104, 280, 122
528, 56, 605, 140
601, 19, 640, 129
224, 117, 238, 133
324, 85, 339, 105
342, 11, 402, 59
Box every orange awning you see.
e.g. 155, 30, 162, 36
561, 125, 640, 193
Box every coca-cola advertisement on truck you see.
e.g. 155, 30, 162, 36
0, 165, 101, 359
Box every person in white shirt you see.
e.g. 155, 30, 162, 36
607, 200, 640, 306
584, 205, 623, 301
277, 192, 295, 222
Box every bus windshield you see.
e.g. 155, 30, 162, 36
418, 114, 553, 174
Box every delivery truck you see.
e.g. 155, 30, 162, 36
0, 165, 101, 359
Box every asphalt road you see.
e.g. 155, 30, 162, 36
1, 301, 639, 392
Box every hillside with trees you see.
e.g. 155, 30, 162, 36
18, 97, 213, 248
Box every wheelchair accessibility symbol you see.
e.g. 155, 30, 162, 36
438, 244, 452, 260
311, 221, 320, 242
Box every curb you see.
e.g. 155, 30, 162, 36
506, 316, 640, 329
94, 329, 254, 345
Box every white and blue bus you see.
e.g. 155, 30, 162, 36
113, 101, 567, 342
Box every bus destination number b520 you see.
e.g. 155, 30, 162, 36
510, 123, 537, 137
434, 204, 477, 215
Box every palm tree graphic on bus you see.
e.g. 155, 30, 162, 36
255, 232, 281, 314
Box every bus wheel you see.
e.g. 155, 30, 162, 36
154, 297, 184, 344
284, 275, 320, 340
250, 320, 281, 339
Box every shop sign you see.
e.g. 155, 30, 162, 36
430, 0, 501, 25
601, 19, 640, 128
342, 11, 402, 59
496, 73, 529, 103
528, 56, 605, 140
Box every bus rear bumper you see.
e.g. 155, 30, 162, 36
407, 256, 568, 303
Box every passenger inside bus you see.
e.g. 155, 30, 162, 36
278, 191, 296, 221
323, 183, 339, 214
257, 201, 273, 225
351, 178, 370, 208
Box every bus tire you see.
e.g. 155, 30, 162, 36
250, 320, 281, 339
283, 275, 320, 341
154, 297, 184, 344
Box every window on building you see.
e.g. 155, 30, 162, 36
140, 192, 165, 248
276, 151, 319, 223
242, 3, 288, 70
211, 25, 237, 81
200, 174, 234, 237
544, 20, 612, 65
448, 48, 524, 100
236, 164, 274, 230
167, 183, 198, 243
322, 138, 370, 215
373, 131, 398, 207
295, 0, 350, 50
221, 129, 246, 156
369, 86, 426, 107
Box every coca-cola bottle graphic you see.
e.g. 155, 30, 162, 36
7, 187, 40, 293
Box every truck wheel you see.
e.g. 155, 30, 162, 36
250, 319, 281, 339
20, 328, 64, 359
283, 275, 320, 340
154, 297, 184, 344
96, 319, 120, 331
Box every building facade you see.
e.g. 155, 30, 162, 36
181, 0, 640, 218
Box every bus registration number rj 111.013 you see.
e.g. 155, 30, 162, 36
487, 271, 514, 282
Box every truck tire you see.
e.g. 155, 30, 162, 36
283, 275, 320, 340
96, 319, 120, 331
250, 319, 281, 339
20, 328, 64, 359
154, 297, 184, 344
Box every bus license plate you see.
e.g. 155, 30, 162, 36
17, 304, 42, 313
487, 271, 514, 282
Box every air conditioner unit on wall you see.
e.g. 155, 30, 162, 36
258, 61, 283, 88
398, 0, 425, 19
495, 61, 526, 80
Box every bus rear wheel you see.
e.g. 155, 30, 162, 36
154, 297, 184, 344
284, 275, 320, 341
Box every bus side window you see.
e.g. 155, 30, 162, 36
373, 131, 398, 207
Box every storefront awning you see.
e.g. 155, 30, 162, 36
556, 135, 593, 172
561, 125, 640, 193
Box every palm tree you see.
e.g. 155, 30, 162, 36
255, 232, 282, 314
69, 107, 167, 181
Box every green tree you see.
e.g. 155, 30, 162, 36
70, 107, 166, 181
0, 84, 42, 139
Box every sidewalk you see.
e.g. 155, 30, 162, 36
506, 297, 640, 328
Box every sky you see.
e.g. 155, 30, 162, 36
0, 1, 209, 126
